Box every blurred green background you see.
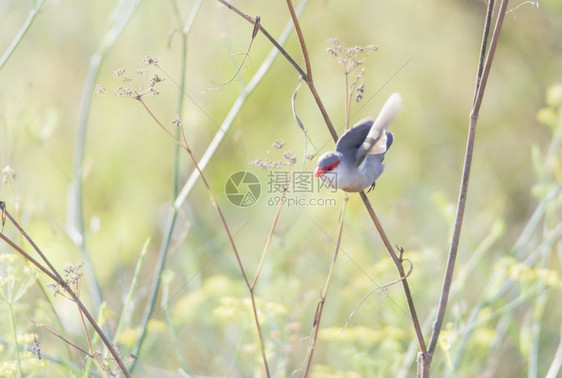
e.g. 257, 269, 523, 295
1, 0, 561, 376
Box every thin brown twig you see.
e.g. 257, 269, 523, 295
0, 202, 131, 377
342, 258, 414, 332
359, 192, 427, 353
217, 0, 306, 78
474, 0, 495, 105
208, 17, 259, 90
217, 0, 338, 141
284, 0, 338, 141
278, 9, 425, 351
286, 0, 312, 79
135, 99, 271, 377
0, 232, 57, 282
31, 320, 93, 358
219, 0, 427, 369
251, 188, 286, 290
1, 202, 65, 283
426, 0, 510, 370
78, 306, 94, 355
303, 195, 348, 376
290, 2, 429, 356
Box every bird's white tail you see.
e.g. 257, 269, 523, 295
360, 92, 403, 156
372, 92, 403, 131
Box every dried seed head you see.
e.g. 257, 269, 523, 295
150, 74, 163, 87
112, 68, 125, 77
272, 140, 285, 149
326, 39, 378, 74
32, 334, 41, 360
142, 55, 158, 66
2, 165, 16, 183
114, 87, 139, 97
282, 151, 297, 166
94, 84, 106, 95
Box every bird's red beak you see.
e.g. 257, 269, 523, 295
314, 167, 324, 178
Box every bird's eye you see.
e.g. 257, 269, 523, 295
326, 166, 333, 171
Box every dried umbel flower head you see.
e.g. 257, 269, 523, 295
114, 86, 139, 98
150, 74, 163, 87
112, 68, 125, 77
249, 152, 297, 170
107, 56, 164, 99
326, 38, 378, 74
2, 165, 16, 183
172, 114, 182, 127
47, 261, 85, 297
282, 151, 297, 166
142, 55, 159, 66
94, 84, 106, 95
272, 140, 285, 149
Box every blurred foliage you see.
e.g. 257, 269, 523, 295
1, 0, 562, 376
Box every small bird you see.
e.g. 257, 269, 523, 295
314, 93, 402, 192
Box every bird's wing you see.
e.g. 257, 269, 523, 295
355, 92, 402, 167
335, 117, 374, 159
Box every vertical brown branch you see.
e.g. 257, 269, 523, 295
474, 0, 495, 105
286, 0, 312, 79
426, 0, 510, 367
284, 0, 338, 141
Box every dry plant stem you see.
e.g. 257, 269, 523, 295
222, 0, 425, 364
175, 114, 271, 377
0, 233, 58, 282
217, 0, 338, 141
303, 196, 348, 377
284, 0, 338, 141
251, 189, 286, 289
132, 2, 301, 369
78, 306, 94, 354
136, 99, 271, 377
1, 206, 65, 284
0, 204, 130, 377
344, 73, 351, 129
218, 0, 306, 78
359, 192, 427, 353
287, 0, 428, 355
31, 321, 93, 358
474, 0, 495, 104
285, 0, 312, 78
426, 0, 509, 365
130, 2, 199, 364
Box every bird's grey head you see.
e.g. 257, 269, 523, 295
315, 151, 343, 177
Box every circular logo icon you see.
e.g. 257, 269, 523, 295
225, 171, 261, 207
